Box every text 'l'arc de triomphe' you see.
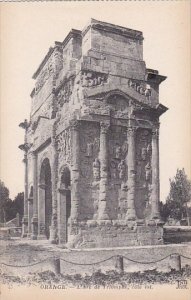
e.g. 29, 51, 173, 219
19, 19, 168, 248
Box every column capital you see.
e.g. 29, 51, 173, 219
70, 119, 80, 131
151, 127, 159, 139
19, 143, 32, 153
22, 153, 27, 164
126, 126, 137, 137
32, 151, 37, 158
100, 122, 110, 134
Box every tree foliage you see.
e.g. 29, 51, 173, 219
0, 180, 24, 223
0, 180, 10, 223
160, 169, 191, 222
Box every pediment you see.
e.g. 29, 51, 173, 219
85, 87, 168, 117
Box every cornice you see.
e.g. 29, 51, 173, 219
32, 29, 81, 81
62, 29, 81, 48
32, 47, 54, 79
146, 69, 167, 84
82, 18, 143, 41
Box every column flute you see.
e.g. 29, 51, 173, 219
126, 126, 136, 221
97, 122, 110, 220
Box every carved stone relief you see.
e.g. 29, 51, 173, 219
81, 71, 108, 87
135, 128, 152, 219
93, 158, 100, 181
57, 129, 71, 165
108, 96, 130, 119
56, 78, 74, 107
53, 48, 63, 75
35, 59, 54, 94
128, 79, 151, 99
136, 129, 152, 185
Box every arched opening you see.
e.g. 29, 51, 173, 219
38, 158, 52, 239
58, 166, 71, 244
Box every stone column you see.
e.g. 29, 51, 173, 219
126, 126, 136, 220
22, 152, 28, 237
57, 188, 67, 244
151, 127, 160, 219
27, 197, 33, 238
70, 120, 80, 221
97, 122, 110, 220
49, 123, 58, 243
37, 183, 46, 239
31, 152, 38, 239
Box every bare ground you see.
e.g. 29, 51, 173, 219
0, 238, 191, 288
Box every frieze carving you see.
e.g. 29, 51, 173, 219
35, 60, 54, 94
128, 79, 151, 99
81, 71, 108, 87
57, 129, 71, 164
57, 79, 74, 107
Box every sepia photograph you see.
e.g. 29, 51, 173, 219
0, 1, 191, 299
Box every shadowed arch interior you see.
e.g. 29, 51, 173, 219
39, 158, 52, 239
58, 166, 71, 244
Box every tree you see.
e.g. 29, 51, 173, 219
161, 169, 191, 224
0, 180, 10, 223
12, 192, 24, 219
0, 180, 24, 224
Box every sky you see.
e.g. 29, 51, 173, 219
0, 1, 191, 201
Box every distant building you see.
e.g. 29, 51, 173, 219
19, 19, 168, 248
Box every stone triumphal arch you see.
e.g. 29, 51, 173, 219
19, 19, 168, 247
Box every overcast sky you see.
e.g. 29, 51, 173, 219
0, 1, 190, 201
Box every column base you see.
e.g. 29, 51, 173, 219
126, 212, 136, 221
97, 213, 110, 220
21, 234, 27, 238
37, 235, 47, 240
27, 233, 31, 239
97, 201, 109, 220
151, 213, 160, 220
148, 218, 164, 226
31, 216, 38, 240
136, 219, 145, 226
21, 216, 28, 238
49, 226, 58, 244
